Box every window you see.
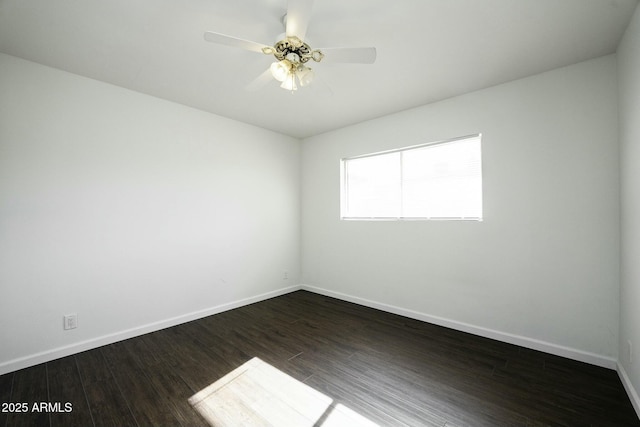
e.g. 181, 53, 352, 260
341, 134, 482, 220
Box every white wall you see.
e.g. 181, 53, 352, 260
0, 53, 301, 374
618, 3, 640, 412
302, 55, 620, 364
0, 44, 628, 385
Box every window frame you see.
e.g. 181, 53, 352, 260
340, 134, 483, 221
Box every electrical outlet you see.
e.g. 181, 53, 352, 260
283, 271, 289, 280
628, 340, 633, 364
63, 314, 77, 330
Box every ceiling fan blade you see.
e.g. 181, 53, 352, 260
308, 73, 334, 97
204, 31, 270, 53
319, 47, 377, 64
245, 68, 274, 92
286, 0, 314, 40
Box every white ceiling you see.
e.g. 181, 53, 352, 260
0, 0, 637, 138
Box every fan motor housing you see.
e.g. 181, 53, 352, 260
274, 38, 312, 63
262, 36, 324, 64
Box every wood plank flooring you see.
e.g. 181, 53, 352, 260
1, 290, 638, 426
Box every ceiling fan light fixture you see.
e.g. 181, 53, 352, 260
203, 1, 377, 93
280, 73, 298, 91
270, 60, 292, 82
296, 65, 314, 87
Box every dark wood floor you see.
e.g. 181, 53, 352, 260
1, 290, 638, 427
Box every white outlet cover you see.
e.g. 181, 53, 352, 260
63, 314, 77, 330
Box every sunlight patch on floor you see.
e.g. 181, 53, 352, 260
188, 357, 378, 426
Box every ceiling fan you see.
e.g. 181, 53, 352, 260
203, 0, 377, 92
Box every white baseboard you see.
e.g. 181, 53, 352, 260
301, 284, 618, 370
0, 285, 302, 376
618, 363, 640, 419
0, 283, 622, 377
